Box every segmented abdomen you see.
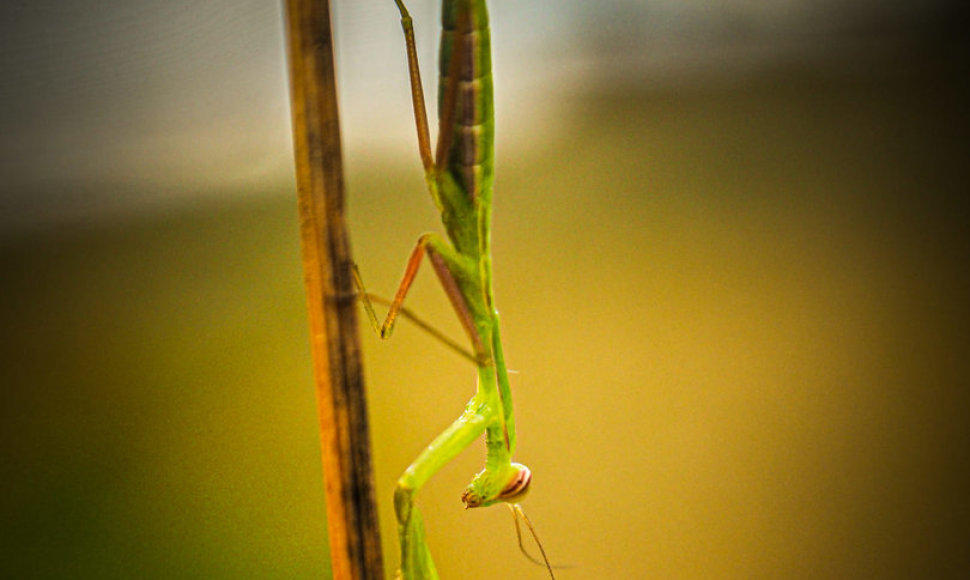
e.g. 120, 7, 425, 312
439, 0, 494, 203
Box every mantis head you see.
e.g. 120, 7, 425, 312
460, 463, 557, 578
460, 462, 532, 508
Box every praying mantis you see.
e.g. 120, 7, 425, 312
352, 0, 555, 578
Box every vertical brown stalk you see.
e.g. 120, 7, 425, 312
283, 1, 384, 578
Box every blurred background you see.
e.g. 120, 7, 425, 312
2, 0, 968, 578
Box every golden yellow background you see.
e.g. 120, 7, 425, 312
2, 3, 968, 579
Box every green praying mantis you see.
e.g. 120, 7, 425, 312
352, 0, 556, 578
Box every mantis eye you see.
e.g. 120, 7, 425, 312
497, 463, 532, 502
461, 464, 533, 508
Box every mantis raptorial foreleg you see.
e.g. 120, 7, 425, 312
395, 403, 487, 580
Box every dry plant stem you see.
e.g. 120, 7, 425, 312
284, 1, 384, 578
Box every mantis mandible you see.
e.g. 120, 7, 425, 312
353, 1, 555, 578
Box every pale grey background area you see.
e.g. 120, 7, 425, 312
1, 0, 963, 235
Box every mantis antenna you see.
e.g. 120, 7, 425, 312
508, 503, 557, 579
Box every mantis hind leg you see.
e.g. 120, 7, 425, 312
392, 0, 434, 174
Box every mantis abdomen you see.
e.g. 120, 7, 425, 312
439, 0, 494, 204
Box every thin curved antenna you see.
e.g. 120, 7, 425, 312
507, 503, 556, 579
